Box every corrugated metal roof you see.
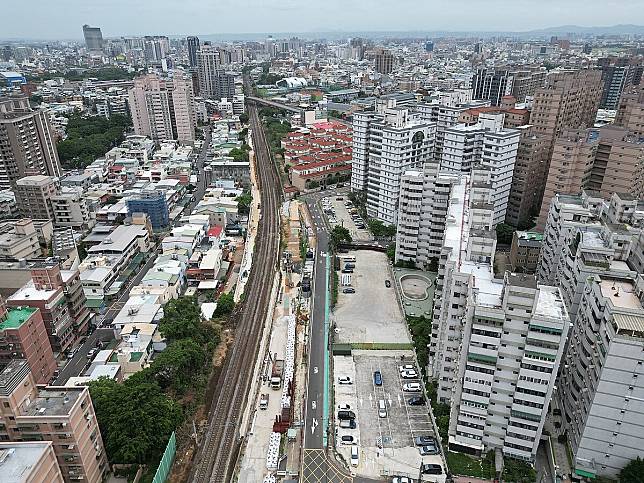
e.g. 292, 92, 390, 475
614, 312, 644, 334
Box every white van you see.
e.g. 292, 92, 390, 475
350, 446, 359, 467
378, 399, 387, 418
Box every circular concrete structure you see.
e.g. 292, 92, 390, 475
399, 274, 432, 301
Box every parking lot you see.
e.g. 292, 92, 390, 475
333, 250, 410, 345
333, 353, 444, 480
320, 196, 372, 241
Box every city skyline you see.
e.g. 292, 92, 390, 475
2, 0, 644, 40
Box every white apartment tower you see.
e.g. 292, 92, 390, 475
427, 167, 569, 462
197, 44, 222, 99
557, 273, 644, 479
350, 98, 436, 225
440, 113, 520, 226
128, 74, 196, 143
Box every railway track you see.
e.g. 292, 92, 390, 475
190, 101, 282, 482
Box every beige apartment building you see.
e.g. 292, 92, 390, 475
0, 441, 65, 483
0, 96, 62, 191
0, 219, 42, 259
14, 175, 60, 221
537, 126, 644, 228
0, 360, 108, 483
128, 73, 196, 143
615, 84, 644, 137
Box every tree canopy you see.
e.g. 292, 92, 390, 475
495, 223, 516, 245
367, 219, 397, 238
214, 292, 235, 317
239, 113, 249, 124
158, 296, 215, 344
57, 113, 132, 169
236, 192, 252, 215
620, 457, 644, 483
89, 376, 182, 464
329, 225, 352, 251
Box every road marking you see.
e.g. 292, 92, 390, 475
312, 418, 318, 434
314, 366, 318, 374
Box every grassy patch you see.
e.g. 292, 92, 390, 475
447, 451, 496, 478
331, 271, 338, 307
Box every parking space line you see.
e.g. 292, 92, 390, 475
397, 367, 417, 447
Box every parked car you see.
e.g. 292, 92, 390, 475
421, 463, 443, 475
337, 410, 356, 420
414, 435, 438, 447
402, 382, 422, 392
338, 376, 353, 385
336, 197, 344, 201
385, 279, 392, 288
340, 435, 356, 445
344, 263, 355, 269
374, 371, 383, 386
338, 403, 351, 410
350, 445, 359, 466
392, 477, 414, 483
341, 268, 354, 274
86, 348, 98, 360
419, 444, 440, 456
400, 369, 418, 379
340, 419, 357, 429
342, 288, 356, 294
408, 396, 426, 406
399, 364, 416, 372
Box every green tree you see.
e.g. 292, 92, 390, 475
239, 113, 249, 124
495, 223, 516, 245
236, 192, 253, 215
214, 292, 235, 317
89, 376, 182, 464
620, 458, 644, 483
329, 226, 352, 251
150, 339, 207, 393
368, 219, 387, 237
386, 244, 395, 261
159, 296, 203, 342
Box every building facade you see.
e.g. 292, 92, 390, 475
126, 189, 170, 230
14, 175, 59, 221
0, 96, 62, 190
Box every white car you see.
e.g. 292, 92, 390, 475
399, 364, 415, 372
351, 446, 359, 466
392, 477, 413, 483
403, 382, 422, 392
338, 376, 353, 385
400, 370, 418, 379
338, 403, 351, 410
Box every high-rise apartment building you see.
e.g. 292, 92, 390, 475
540, 192, 643, 324
374, 48, 394, 75
537, 126, 644, 228
440, 113, 520, 226
14, 175, 59, 220
82, 24, 103, 52
598, 57, 640, 110
0, 360, 108, 483
615, 84, 644, 138
0, 96, 62, 190
471, 67, 513, 106
505, 126, 548, 228
510, 69, 547, 103
395, 163, 459, 268
187, 36, 200, 68
212, 70, 236, 101
126, 189, 170, 229
557, 273, 644, 479
128, 74, 195, 142
197, 44, 222, 99
351, 99, 436, 225
0, 302, 56, 384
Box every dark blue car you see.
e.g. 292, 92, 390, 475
374, 371, 383, 386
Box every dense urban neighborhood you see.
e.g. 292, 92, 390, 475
1, 6, 644, 483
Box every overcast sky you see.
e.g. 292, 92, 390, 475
3, 0, 644, 39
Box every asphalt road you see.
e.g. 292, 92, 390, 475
53, 328, 115, 384
303, 190, 331, 451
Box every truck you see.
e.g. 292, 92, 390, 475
260, 393, 270, 410
270, 356, 285, 389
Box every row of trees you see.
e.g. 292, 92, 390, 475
57, 113, 132, 169
229, 143, 251, 163
367, 219, 397, 239
89, 296, 223, 465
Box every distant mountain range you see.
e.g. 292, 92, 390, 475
2, 24, 644, 43
198, 24, 644, 42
